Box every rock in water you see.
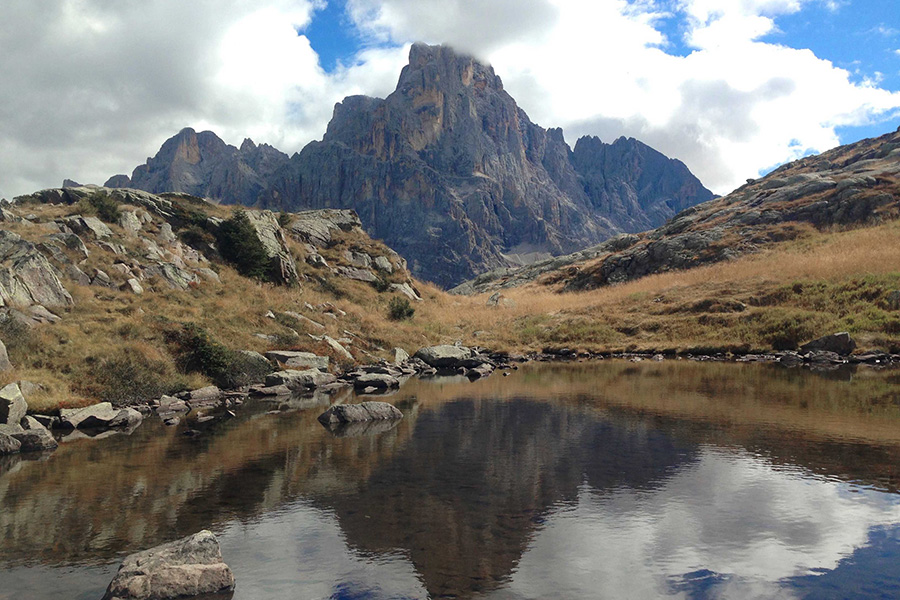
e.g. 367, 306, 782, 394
318, 401, 403, 426
413, 345, 474, 368
102, 530, 235, 600
0, 432, 21, 455
59, 402, 144, 430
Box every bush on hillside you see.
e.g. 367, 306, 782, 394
216, 209, 272, 282
167, 323, 272, 388
388, 297, 415, 321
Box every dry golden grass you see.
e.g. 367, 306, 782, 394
5, 190, 900, 411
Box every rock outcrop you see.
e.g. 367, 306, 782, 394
102, 530, 235, 600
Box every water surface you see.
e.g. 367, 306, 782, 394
2, 360, 900, 599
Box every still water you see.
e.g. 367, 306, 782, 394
2, 360, 900, 599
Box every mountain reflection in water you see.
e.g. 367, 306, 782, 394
1, 361, 900, 599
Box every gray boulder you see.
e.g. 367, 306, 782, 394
393, 347, 410, 365
0, 432, 21, 455
265, 350, 328, 370
317, 401, 403, 425
13, 416, 58, 451
413, 345, 473, 368
59, 402, 143, 430
102, 530, 235, 600
352, 373, 401, 391
0, 383, 27, 426
799, 332, 856, 356
265, 369, 336, 391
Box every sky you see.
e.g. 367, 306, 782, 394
1, 0, 899, 200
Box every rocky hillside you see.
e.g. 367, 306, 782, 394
0, 185, 426, 408
101, 44, 713, 287
103, 129, 289, 206
456, 127, 900, 294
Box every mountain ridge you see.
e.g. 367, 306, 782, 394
101, 43, 714, 287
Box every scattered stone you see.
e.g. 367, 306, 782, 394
101, 530, 235, 600
122, 278, 144, 295
157, 395, 188, 414
317, 401, 403, 426
31, 414, 59, 429
323, 335, 354, 361
108, 408, 144, 429
0, 383, 27, 426
335, 266, 377, 282
248, 384, 292, 397
0, 432, 21, 455
799, 332, 856, 356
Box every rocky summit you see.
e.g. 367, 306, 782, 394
104, 128, 289, 206
101, 44, 712, 287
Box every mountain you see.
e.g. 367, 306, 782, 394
104, 44, 713, 287
454, 126, 900, 294
105, 128, 289, 206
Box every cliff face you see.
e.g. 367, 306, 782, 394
104, 44, 713, 287
105, 128, 289, 206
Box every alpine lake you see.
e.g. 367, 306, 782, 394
2, 359, 900, 600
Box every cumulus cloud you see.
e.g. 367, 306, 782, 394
0, 0, 407, 199
1, 0, 899, 199
345, 0, 900, 193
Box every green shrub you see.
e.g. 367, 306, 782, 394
167, 323, 272, 388
88, 348, 185, 406
81, 192, 122, 223
388, 297, 415, 321
216, 209, 272, 282
372, 277, 391, 293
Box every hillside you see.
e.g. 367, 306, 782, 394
456, 127, 900, 294
101, 44, 713, 287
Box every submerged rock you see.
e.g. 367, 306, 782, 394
102, 530, 235, 600
317, 401, 403, 426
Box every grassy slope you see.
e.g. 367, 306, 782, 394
2, 195, 900, 412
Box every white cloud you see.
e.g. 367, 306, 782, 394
0, 0, 406, 199
344, 0, 900, 193
1, 0, 899, 199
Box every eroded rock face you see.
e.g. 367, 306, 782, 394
260, 44, 711, 287
102, 530, 235, 600
0, 230, 74, 308
106, 128, 290, 206
0, 339, 11, 372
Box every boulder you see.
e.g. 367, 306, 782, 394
157, 395, 188, 414
351, 373, 401, 391
317, 401, 403, 426
323, 335, 353, 362
265, 350, 328, 371
176, 386, 221, 402
265, 369, 336, 391
393, 347, 410, 365
799, 332, 856, 356
390, 282, 422, 302
0, 432, 21, 455
13, 416, 58, 451
413, 345, 474, 368
0, 383, 27, 426
0, 339, 11, 372
102, 530, 235, 600
59, 402, 142, 430
374, 255, 393, 273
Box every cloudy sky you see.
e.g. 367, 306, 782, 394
1, 0, 899, 200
